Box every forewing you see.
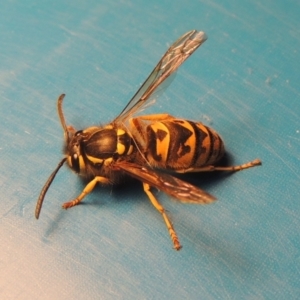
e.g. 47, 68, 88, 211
113, 161, 216, 204
114, 30, 207, 124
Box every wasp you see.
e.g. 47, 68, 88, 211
35, 30, 261, 250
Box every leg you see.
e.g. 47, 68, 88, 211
143, 182, 182, 250
62, 176, 110, 209
175, 158, 262, 173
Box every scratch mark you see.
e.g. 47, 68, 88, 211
59, 25, 78, 36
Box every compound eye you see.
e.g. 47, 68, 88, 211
75, 130, 83, 136
71, 153, 80, 173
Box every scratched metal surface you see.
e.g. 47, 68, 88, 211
0, 1, 299, 299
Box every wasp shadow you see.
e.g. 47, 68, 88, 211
87, 152, 237, 205
41, 152, 236, 237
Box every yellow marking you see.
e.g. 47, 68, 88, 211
79, 155, 85, 172
117, 128, 126, 136
174, 120, 195, 167
151, 122, 170, 162
104, 157, 113, 166
117, 142, 126, 155
62, 176, 110, 209
86, 154, 104, 165
143, 182, 182, 250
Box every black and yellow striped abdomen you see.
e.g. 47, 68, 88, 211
145, 119, 224, 170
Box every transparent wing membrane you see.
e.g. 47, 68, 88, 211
114, 30, 207, 124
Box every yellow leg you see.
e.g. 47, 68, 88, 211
175, 159, 262, 173
143, 182, 182, 250
62, 176, 110, 209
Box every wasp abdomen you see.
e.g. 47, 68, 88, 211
146, 119, 224, 170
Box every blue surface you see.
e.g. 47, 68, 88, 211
1, 1, 299, 299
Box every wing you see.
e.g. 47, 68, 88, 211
113, 161, 216, 204
113, 30, 207, 124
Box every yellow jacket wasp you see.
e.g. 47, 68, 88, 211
35, 30, 261, 250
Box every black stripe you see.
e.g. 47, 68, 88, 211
204, 125, 214, 165
188, 121, 202, 168
166, 121, 193, 165
146, 126, 162, 162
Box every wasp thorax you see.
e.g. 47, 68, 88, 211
66, 127, 133, 175
85, 129, 118, 159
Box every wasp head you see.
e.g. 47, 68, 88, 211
57, 94, 87, 175
66, 130, 87, 174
